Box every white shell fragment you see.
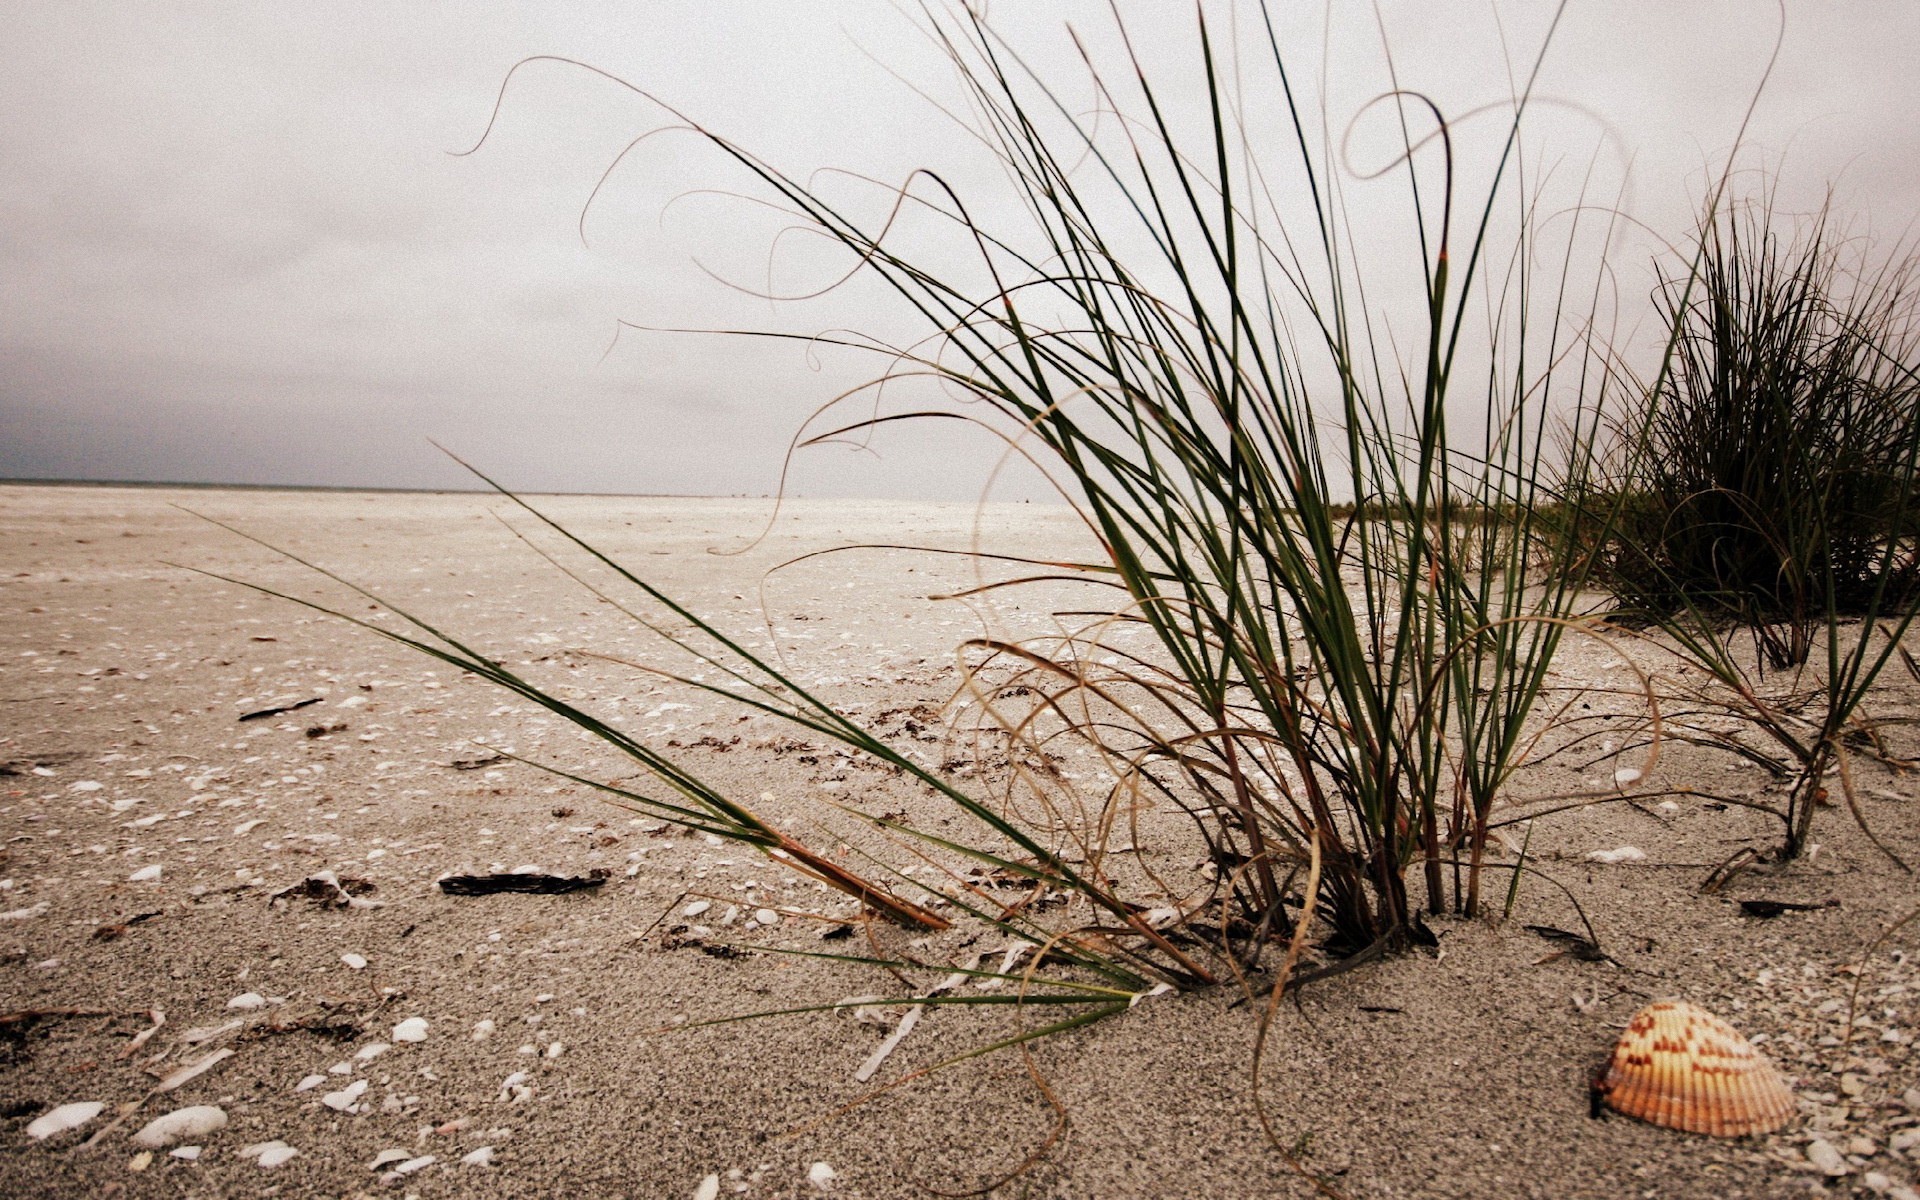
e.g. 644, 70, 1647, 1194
1597, 999, 1794, 1137
170, 1146, 201, 1161
461, 1146, 495, 1166
1805, 1138, 1849, 1176
26, 1101, 105, 1140
131, 1105, 227, 1148
808, 1161, 838, 1190
156, 1047, 234, 1092
694, 1174, 721, 1200
127, 865, 162, 883
240, 1140, 298, 1168
1585, 846, 1647, 864
355, 1042, 390, 1062
471, 1019, 495, 1041
682, 900, 712, 918
755, 908, 780, 926
1613, 766, 1644, 787
293, 1074, 326, 1093
321, 1079, 368, 1112
370, 1149, 411, 1170
340, 952, 368, 970
392, 1017, 429, 1042
226, 992, 267, 1011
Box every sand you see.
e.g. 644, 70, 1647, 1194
1, 482, 1916, 1199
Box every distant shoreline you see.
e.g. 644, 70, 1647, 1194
0, 477, 745, 501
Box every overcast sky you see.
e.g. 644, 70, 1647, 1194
3, 2, 1918, 500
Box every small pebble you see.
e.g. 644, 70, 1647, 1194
462, 1146, 495, 1167
293, 1074, 326, 1093
808, 1161, 837, 1190
472, 1019, 496, 1041
341, 952, 368, 970
694, 1174, 721, 1200
226, 992, 266, 1011
169, 1146, 200, 1161
127, 865, 162, 883
756, 908, 780, 926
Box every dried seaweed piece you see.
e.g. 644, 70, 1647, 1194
270, 871, 378, 909
1594, 999, 1794, 1137
437, 869, 608, 896
1526, 924, 1607, 962
238, 697, 322, 722
1737, 898, 1838, 919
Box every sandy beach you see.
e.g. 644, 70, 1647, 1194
1, 482, 1916, 1199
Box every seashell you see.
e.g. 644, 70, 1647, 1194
1596, 999, 1794, 1137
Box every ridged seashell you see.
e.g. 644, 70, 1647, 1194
1596, 999, 1793, 1137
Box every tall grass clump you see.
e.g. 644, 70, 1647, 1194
231, 2, 1629, 1012
1591, 195, 1920, 862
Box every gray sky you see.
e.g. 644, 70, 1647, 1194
3, 2, 1918, 500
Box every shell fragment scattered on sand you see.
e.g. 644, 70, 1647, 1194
241, 1140, 298, 1169
1585, 846, 1647, 864
1595, 999, 1794, 1137
26, 1102, 104, 1140
1804, 1138, 1849, 1176
385, 1154, 436, 1180
320, 1079, 368, 1112
392, 1017, 429, 1042
131, 1105, 227, 1149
